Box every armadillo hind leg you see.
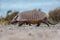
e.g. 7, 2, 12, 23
41, 20, 49, 27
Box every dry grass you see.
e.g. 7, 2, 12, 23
48, 8, 60, 23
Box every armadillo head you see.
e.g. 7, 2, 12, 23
11, 13, 27, 24
11, 15, 19, 24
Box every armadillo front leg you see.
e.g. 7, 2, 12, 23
25, 22, 31, 26
18, 21, 25, 26
36, 22, 41, 27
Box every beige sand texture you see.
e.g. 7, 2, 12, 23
0, 24, 60, 40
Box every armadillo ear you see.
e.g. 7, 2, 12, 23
38, 9, 41, 11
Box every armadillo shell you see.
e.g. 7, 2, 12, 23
20, 10, 46, 20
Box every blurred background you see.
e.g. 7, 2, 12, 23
0, 0, 60, 17
0, 0, 60, 25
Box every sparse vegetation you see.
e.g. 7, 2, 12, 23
0, 10, 18, 25
48, 8, 60, 24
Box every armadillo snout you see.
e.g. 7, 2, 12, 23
11, 20, 18, 24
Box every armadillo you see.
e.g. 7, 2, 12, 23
11, 9, 49, 27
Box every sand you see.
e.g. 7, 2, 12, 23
0, 24, 60, 40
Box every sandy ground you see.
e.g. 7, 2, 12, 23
0, 24, 60, 40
